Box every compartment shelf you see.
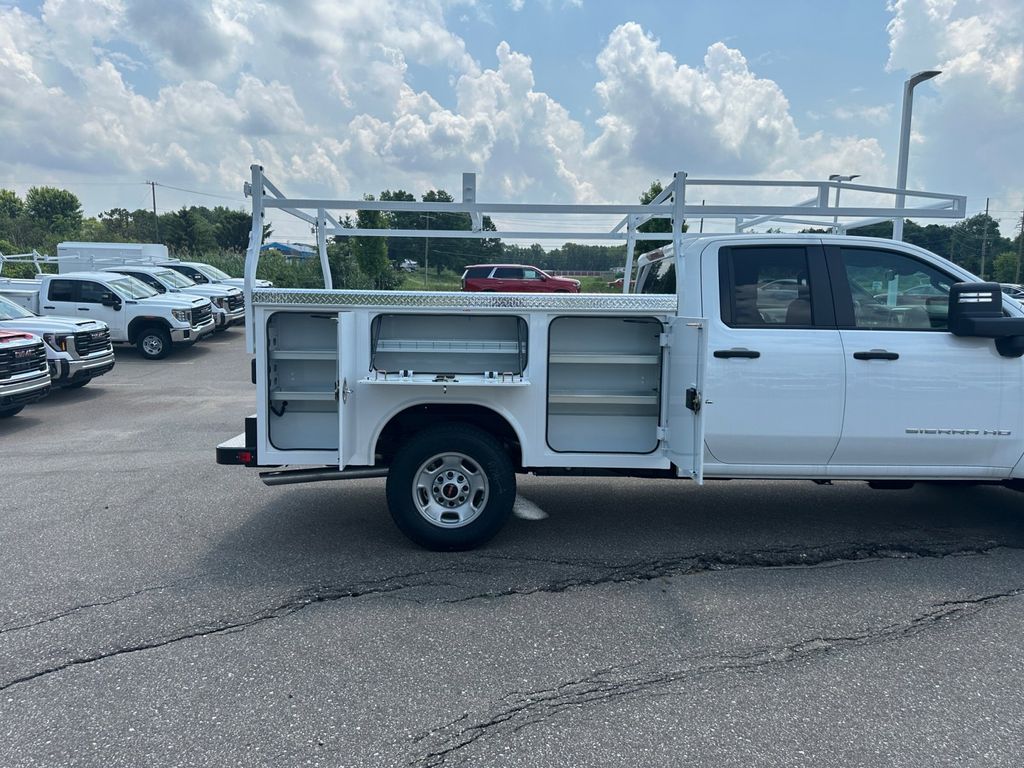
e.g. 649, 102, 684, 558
375, 339, 523, 355
549, 353, 659, 365
548, 390, 657, 405
270, 388, 336, 401
364, 374, 529, 387
270, 349, 337, 360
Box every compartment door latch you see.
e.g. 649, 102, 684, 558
685, 387, 701, 413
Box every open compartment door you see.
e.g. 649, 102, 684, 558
664, 317, 707, 482
337, 311, 357, 468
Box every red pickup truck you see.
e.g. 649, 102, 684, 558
0, 329, 51, 418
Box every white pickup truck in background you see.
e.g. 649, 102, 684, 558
0, 294, 115, 388
218, 167, 1024, 550
0, 271, 215, 359
50, 243, 250, 328
0, 329, 51, 418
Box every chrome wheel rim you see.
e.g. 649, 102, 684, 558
141, 335, 164, 356
412, 451, 488, 528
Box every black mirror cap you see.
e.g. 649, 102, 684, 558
948, 282, 1008, 337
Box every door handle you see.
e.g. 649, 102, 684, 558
43, 306, 55, 310
77, 308, 90, 311
714, 348, 760, 359
853, 350, 899, 361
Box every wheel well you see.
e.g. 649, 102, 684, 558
376, 404, 522, 470
128, 317, 171, 344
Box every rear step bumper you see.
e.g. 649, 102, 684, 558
216, 416, 258, 466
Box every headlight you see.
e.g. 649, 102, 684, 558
172, 308, 191, 323
214, 297, 227, 308
43, 333, 69, 352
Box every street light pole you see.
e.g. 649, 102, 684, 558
829, 173, 860, 234
893, 69, 941, 241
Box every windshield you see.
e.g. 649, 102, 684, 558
0, 294, 35, 320
196, 264, 231, 281
157, 269, 196, 288
108, 275, 158, 299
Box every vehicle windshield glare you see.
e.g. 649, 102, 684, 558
109, 275, 158, 299
197, 265, 231, 281
158, 269, 196, 288
0, 294, 36, 320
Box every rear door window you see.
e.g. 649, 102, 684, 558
719, 245, 832, 327
48, 280, 77, 302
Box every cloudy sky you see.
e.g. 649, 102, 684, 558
1, 0, 1022, 243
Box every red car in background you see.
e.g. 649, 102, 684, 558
461, 264, 580, 293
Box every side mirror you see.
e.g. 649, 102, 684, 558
948, 282, 1024, 357
101, 294, 122, 310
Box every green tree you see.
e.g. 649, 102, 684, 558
24, 186, 83, 242
212, 208, 254, 251
0, 189, 23, 221
352, 196, 398, 289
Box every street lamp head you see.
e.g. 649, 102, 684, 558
907, 69, 942, 88
829, 174, 861, 182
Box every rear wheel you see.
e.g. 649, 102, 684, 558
0, 405, 25, 418
137, 326, 171, 360
385, 424, 515, 550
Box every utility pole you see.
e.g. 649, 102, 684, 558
979, 197, 990, 280
148, 181, 160, 242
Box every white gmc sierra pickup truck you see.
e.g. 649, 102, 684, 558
218, 167, 1021, 550
0, 294, 115, 387
0, 271, 215, 359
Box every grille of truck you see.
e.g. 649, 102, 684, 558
0, 342, 48, 380
74, 329, 112, 356
227, 294, 244, 311
193, 304, 213, 327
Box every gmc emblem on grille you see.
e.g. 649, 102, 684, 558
14, 348, 32, 358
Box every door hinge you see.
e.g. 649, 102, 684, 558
659, 332, 671, 348
656, 426, 669, 441
686, 387, 701, 413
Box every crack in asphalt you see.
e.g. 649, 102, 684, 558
0, 542, 1013, 695
410, 588, 1024, 766
0, 574, 210, 636
453, 541, 1007, 602
0, 567, 454, 693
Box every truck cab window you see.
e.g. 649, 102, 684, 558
47, 280, 76, 302
78, 281, 111, 304
721, 247, 814, 327
838, 247, 951, 331
133, 273, 165, 293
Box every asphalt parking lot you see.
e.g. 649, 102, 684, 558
2, 327, 1024, 767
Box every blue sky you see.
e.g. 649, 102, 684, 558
1, 0, 1021, 243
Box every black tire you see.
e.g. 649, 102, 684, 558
0, 405, 25, 418
137, 326, 171, 360
385, 423, 515, 550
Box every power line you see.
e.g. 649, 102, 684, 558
153, 182, 241, 201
